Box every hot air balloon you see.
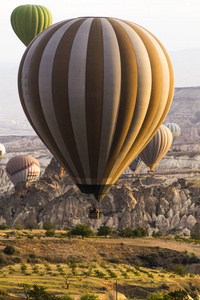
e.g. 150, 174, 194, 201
164, 123, 181, 142
11, 5, 52, 46
139, 125, 173, 172
18, 17, 174, 201
0, 144, 6, 161
6, 156, 40, 185
129, 156, 142, 173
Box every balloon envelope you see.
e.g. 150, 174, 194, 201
0, 144, 6, 161
18, 17, 174, 200
129, 156, 142, 173
11, 4, 52, 46
6, 156, 40, 185
139, 125, 173, 170
164, 123, 181, 142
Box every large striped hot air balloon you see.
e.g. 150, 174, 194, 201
18, 17, 174, 201
164, 123, 181, 142
0, 144, 6, 161
11, 4, 52, 46
139, 125, 173, 171
6, 156, 40, 185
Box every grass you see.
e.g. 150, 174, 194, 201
0, 261, 199, 298
0, 233, 200, 298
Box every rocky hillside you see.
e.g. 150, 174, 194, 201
165, 87, 200, 150
0, 157, 200, 237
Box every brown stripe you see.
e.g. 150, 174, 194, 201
85, 18, 104, 184
18, 20, 78, 181
102, 18, 138, 182
52, 18, 87, 184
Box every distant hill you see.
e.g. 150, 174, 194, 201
165, 87, 200, 148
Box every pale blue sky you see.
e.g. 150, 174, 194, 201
1, 0, 200, 63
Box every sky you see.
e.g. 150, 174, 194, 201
1, 0, 200, 63
0, 0, 200, 135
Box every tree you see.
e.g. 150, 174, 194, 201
43, 222, 56, 230
133, 227, 147, 237
0, 223, 9, 230
119, 227, 134, 238
26, 220, 38, 230
15, 223, 23, 230
69, 224, 93, 238
3, 245, 15, 255
97, 226, 112, 236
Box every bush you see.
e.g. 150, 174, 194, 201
97, 226, 112, 236
0, 223, 9, 230
147, 291, 164, 300
139, 253, 159, 267
26, 220, 38, 230
133, 227, 147, 237
168, 264, 188, 277
60, 294, 74, 300
43, 222, 56, 230
13, 257, 21, 264
3, 245, 15, 255
119, 227, 134, 237
164, 289, 189, 300
69, 224, 93, 238
15, 223, 23, 230
45, 229, 55, 237
80, 290, 98, 300
191, 232, 200, 240
0, 253, 7, 264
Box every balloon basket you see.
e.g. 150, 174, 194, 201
89, 208, 100, 219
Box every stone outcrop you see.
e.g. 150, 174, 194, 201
0, 158, 200, 236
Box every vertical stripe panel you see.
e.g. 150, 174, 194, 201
39, 19, 82, 183
51, 18, 88, 184
85, 18, 104, 184
102, 18, 138, 184
96, 18, 121, 184
68, 18, 93, 185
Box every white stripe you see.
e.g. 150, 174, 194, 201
38, 19, 82, 183
68, 18, 93, 185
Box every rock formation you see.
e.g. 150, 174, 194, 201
0, 157, 200, 236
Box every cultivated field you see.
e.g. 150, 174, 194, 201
0, 232, 200, 299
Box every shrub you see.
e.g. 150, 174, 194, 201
45, 229, 55, 237
13, 256, 21, 263
69, 224, 93, 238
43, 222, 56, 230
0, 223, 9, 230
80, 291, 98, 300
60, 293, 74, 300
3, 245, 15, 255
97, 226, 112, 236
15, 223, 23, 230
164, 289, 189, 300
168, 264, 188, 277
133, 227, 147, 237
191, 232, 200, 240
147, 291, 164, 300
139, 253, 158, 267
119, 227, 134, 238
26, 220, 38, 230
0, 253, 7, 264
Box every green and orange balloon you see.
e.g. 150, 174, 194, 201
11, 4, 52, 46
